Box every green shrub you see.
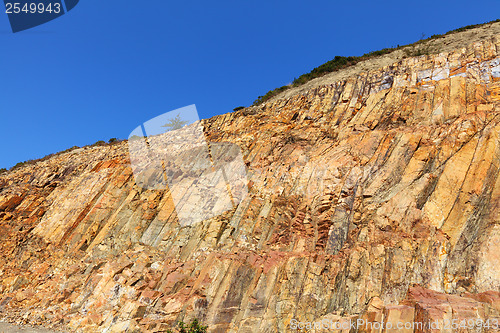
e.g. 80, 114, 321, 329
251, 52, 395, 106
291, 55, 360, 87
92, 140, 106, 146
108, 138, 118, 143
7, 146, 81, 172
11, 161, 28, 170
167, 319, 207, 333
252, 19, 500, 106
0, 168, 7, 174
403, 44, 431, 58
233, 106, 245, 111
253, 85, 290, 106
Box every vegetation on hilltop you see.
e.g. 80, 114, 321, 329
5, 19, 499, 172
6, 138, 123, 172
252, 19, 500, 106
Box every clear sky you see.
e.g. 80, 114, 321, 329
1, 0, 499, 169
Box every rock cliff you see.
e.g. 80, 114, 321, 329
2, 25, 500, 332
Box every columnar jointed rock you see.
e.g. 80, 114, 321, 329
2, 32, 500, 332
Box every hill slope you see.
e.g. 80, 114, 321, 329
1, 25, 500, 332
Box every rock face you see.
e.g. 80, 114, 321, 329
2, 33, 500, 333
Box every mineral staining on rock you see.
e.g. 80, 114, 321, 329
1, 35, 500, 332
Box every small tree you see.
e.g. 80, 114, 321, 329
162, 113, 189, 132
167, 319, 207, 333
92, 140, 106, 147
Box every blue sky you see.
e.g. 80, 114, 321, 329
0, 0, 499, 169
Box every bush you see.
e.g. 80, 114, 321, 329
253, 85, 290, 106
7, 146, 81, 172
167, 319, 207, 333
108, 138, 118, 143
291, 55, 360, 87
252, 19, 500, 106
11, 161, 28, 170
403, 44, 432, 58
252, 53, 392, 106
0, 168, 7, 174
233, 106, 245, 111
92, 140, 106, 147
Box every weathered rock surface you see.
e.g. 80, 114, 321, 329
2, 30, 500, 332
